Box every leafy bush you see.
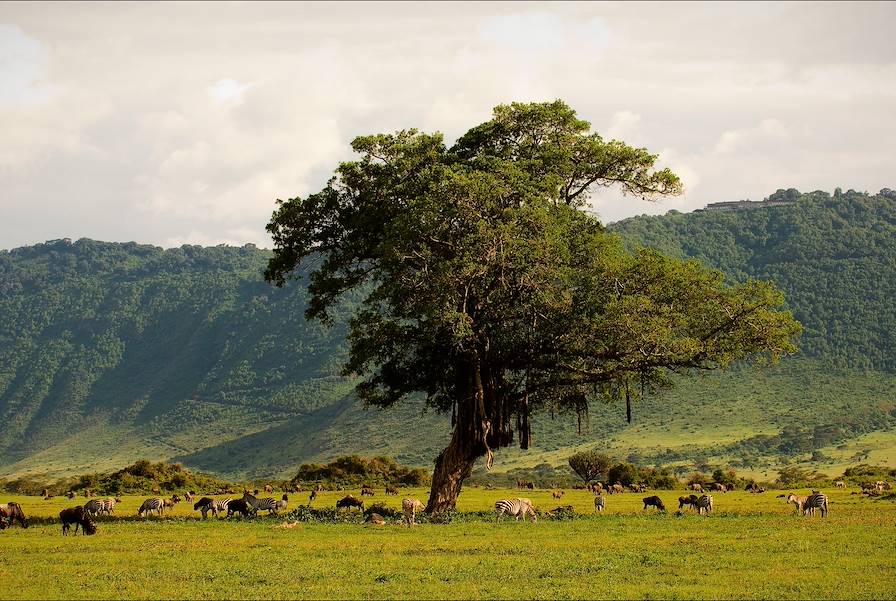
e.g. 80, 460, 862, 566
292, 455, 430, 488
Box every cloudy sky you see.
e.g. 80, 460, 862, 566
2, 1, 894, 249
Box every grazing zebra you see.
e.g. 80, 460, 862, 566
594, 495, 605, 513
402, 498, 425, 527
690, 483, 704, 493
84, 499, 105, 517
696, 494, 714, 515
194, 497, 230, 518
803, 492, 829, 517
184, 491, 195, 503
243, 492, 278, 515
138, 498, 164, 517
495, 498, 537, 523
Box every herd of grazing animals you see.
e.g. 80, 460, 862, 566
6, 477, 891, 536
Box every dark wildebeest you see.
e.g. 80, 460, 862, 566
336, 495, 364, 511
643, 496, 666, 512
226, 499, 252, 518
385, 486, 399, 496
678, 494, 700, 510
60, 506, 97, 535
361, 487, 375, 497
0, 502, 29, 528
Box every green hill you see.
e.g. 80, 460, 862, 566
1, 188, 895, 481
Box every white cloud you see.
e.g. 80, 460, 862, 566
0, 24, 52, 106
605, 110, 641, 141
210, 78, 253, 104
714, 119, 791, 155
1, 2, 895, 248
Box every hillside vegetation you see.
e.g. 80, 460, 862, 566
1, 189, 894, 479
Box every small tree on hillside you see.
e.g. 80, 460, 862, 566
568, 450, 613, 485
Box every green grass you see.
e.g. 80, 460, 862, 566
2, 487, 894, 599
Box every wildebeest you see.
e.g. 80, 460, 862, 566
0, 502, 29, 528
835, 481, 846, 488
226, 499, 253, 518
361, 487, 375, 497
690, 483, 704, 493
336, 495, 364, 511
264, 485, 274, 493
594, 495, 605, 513
60, 506, 96, 536
66, 491, 76, 500
385, 486, 399, 495
552, 491, 564, 500
642, 496, 666, 512
309, 490, 318, 504
709, 483, 728, 493
678, 495, 700, 510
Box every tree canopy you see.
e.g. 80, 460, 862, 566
265, 100, 801, 511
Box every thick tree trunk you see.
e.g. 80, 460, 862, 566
424, 429, 482, 513
425, 351, 490, 514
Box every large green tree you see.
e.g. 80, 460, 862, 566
265, 100, 801, 512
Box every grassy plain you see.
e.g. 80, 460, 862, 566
1, 487, 894, 599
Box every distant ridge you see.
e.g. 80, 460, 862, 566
1, 188, 895, 479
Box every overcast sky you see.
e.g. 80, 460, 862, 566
2, 1, 895, 250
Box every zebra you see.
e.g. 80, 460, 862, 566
194, 497, 230, 518
695, 494, 713, 515
402, 498, 425, 527
242, 492, 278, 515
138, 498, 164, 517
594, 495, 605, 513
495, 498, 537, 523
803, 492, 829, 517
84, 499, 105, 517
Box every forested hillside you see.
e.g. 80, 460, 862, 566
1, 189, 895, 480
610, 188, 896, 371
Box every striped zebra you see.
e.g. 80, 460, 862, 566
138, 498, 164, 517
594, 495, 605, 513
803, 492, 829, 517
242, 492, 279, 515
495, 498, 537, 523
696, 494, 713, 515
84, 499, 108, 517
